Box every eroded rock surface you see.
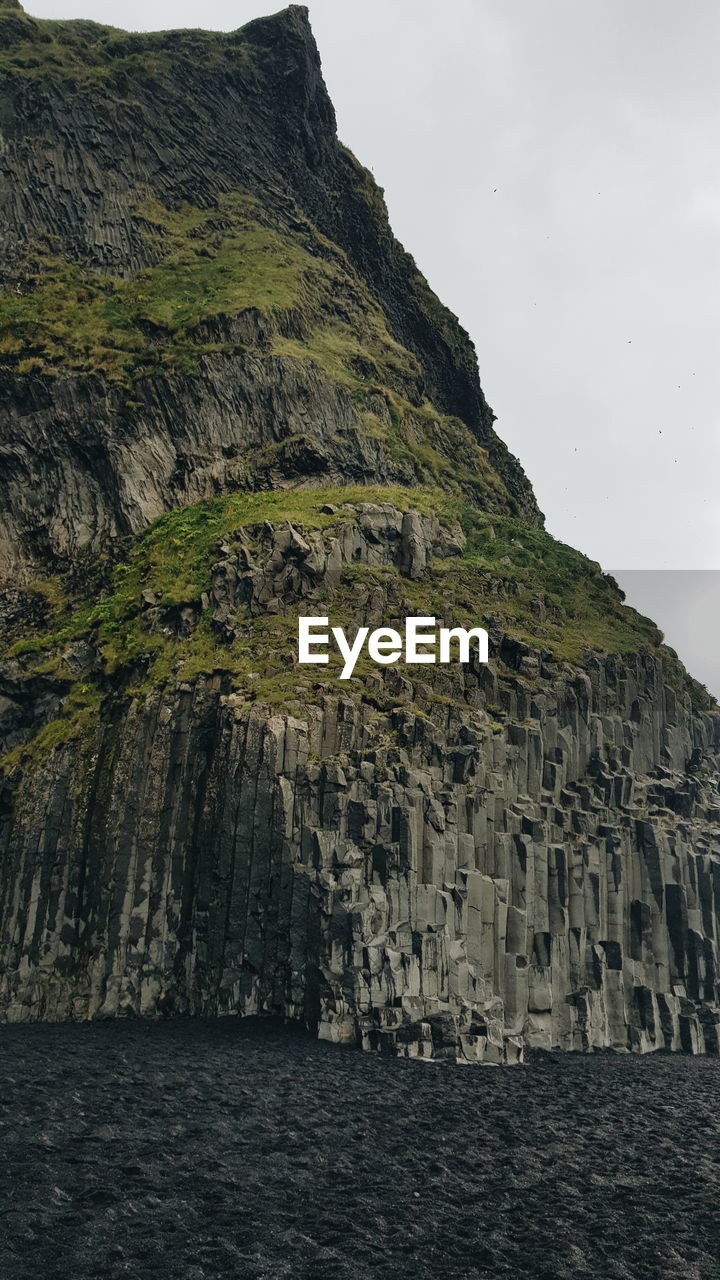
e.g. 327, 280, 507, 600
2, 508, 719, 1063
1, 7, 719, 1062
0, 4, 539, 583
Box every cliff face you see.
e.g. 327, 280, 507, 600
0, 2, 537, 581
1, 5, 719, 1060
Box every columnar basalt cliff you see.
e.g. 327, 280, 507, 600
1, 4, 718, 1061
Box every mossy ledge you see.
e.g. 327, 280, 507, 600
2, 485, 712, 775
1, 193, 414, 386
0, 187, 523, 535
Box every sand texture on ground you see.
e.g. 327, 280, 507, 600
0, 1018, 718, 1279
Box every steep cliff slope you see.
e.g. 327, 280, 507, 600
0, 0, 537, 582
1, 3, 719, 1061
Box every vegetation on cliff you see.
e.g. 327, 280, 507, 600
0, 193, 408, 382
0, 4, 543, 528
0, 6, 253, 80
0, 187, 514, 515
2, 486, 711, 774
0, 4, 712, 778
1, 6, 719, 1069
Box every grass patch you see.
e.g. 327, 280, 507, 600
1, 175, 516, 516
3, 485, 713, 774
2, 485, 456, 671
1, 194, 350, 382
1, 190, 432, 417
0, 683, 102, 774
0, 12, 253, 82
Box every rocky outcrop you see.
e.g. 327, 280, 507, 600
1, 507, 719, 1062
0, 343, 379, 581
0, 2, 540, 569
0, 5, 718, 1062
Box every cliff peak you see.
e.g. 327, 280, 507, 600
242, 4, 312, 36
239, 4, 323, 82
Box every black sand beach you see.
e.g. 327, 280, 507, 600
0, 1017, 718, 1279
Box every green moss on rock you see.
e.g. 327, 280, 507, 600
1, 194, 353, 382
3, 485, 712, 775
0, 11, 253, 81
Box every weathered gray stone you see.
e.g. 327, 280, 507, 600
1, 509, 719, 1064
0, 5, 717, 1069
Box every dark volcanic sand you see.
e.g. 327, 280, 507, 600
1, 1019, 718, 1280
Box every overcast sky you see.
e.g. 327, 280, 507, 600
24, 1, 720, 693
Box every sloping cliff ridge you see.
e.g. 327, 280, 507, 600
1, 4, 719, 1061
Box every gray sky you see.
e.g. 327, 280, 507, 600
23, 1, 720, 693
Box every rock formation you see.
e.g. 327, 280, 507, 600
1, 4, 718, 1061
